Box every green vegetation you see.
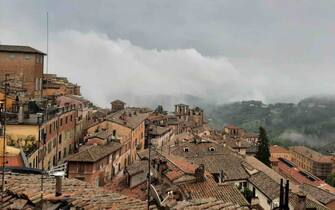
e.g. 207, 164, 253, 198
326, 174, 335, 187
256, 127, 271, 167
242, 187, 254, 203
205, 96, 335, 154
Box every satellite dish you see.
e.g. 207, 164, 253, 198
150, 184, 172, 206
150, 184, 162, 206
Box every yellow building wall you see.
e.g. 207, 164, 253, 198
0, 91, 15, 111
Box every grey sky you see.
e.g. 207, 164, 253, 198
1, 0, 335, 107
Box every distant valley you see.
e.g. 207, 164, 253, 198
204, 96, 335, 154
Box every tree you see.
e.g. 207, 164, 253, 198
256, 127, 271, 167
155, 105, 167, 115
326, 174, 335, 187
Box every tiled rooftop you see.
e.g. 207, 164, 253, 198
170, 141, 230, 158
190, 154, 250, 181
125, 160, 148, 176
179, 177, 249, 207
289, 146, 332, 163
249, 172, 329, 210
0, 44, 46, 55
270, 145, 290, 154
1, 173, 152, 210
300, 183, 335, 205
66, 142, 122, 162
149, 151, 249, 207
107, 107, 150, 129
276, 158, 332, 191
249, 172, 280, 200
170, 198, 249, 210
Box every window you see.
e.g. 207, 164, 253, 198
63, 148, 67, 158
70, 115, 73, 122
53, 138, 57, 148
49, 124, 52, 134
183, 147, 189, 152
66, 116, 68, 124
48, 142, 52, 153
60, 118, 63, 126
59, 134, 62, 144
78, 164, 85, 173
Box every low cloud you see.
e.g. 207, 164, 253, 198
278, 130, 331, 147
50, 30, 265, 108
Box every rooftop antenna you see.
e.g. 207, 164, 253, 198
46, 12, 49, 74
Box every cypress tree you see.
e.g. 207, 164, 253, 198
256, 126, 271, 167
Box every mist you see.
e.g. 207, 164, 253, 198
1, 0, 335, 108
49, 30, 269, 108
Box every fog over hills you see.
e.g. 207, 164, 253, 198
204, 95, 335, 153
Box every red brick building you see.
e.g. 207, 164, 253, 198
0, 45, 46, 98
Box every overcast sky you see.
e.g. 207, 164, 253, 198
1, 0, 335, 107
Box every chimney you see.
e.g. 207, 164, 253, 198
55, 174, 63, 196
195, 164, 205, 182
294, 191, 306, 210
18, 105, 24, 123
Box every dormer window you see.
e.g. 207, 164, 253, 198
209, 147, 215, 152
183, 147, 189, 152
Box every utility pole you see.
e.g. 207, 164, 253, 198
1, 74, 9, 207
37, 112, 44, 205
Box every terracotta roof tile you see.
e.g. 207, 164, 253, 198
66, 143, 122, 162
170, 198, 249, 210
179, 177, 249, 207
300, 183, 335, 205
1, 173, 150, 209
107, 108, 150, 129
270, 145, 290, 154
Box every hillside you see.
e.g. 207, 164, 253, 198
205, 96, 335, 153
